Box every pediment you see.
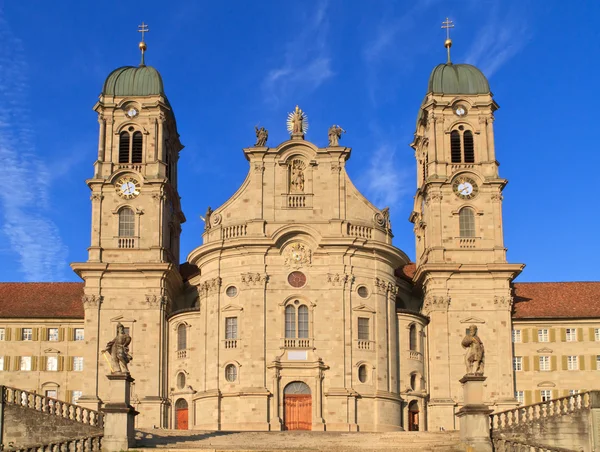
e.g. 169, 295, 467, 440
110, 315, 136, 323
352, 304, 376, 314
537, 381, 556, 388
536, 347, 553, 354
43, 348, 61, 354
460, 317, 485, 324
221, 304, 243, 313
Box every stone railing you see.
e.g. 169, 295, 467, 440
4, 435, 103, 452
348, 223, 372, 239
224, 339, 238, 349
450, 163, 475, 174
408, 350, 423, 361
117, 163, 143, 172
117, 237, 136, 249
222, 223, 247, 239
357, 340, 372, 350
282, 338, 312, 349
491, 437, 577, 452
176, 349, 187, 359
1, 386, 104, 428
490, 392, 590, 431
457, 237, 478, 249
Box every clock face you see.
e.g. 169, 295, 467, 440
126, 108, 139, 118
454, 106, 467, 117
452, 177, 479, 200
115, 176, 141, 199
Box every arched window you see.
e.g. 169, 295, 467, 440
409, 324, 417, 351
225, 364, 237, 382
285, 305, 296, 338
177, 372, 186, 389
463, 131, 474, 163
119, 132, 130, 163
410, 373, 417, 390
459, 208, 476, 238
450, 131, 461, 163
285, 303, 309, 339
118, 208, 135, 237
177, 324, 187, 351
358, 364, 368, 383
132, 132, 143, 163
298, 305, 309, 338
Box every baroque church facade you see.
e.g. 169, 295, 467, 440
1, 39, 599, 433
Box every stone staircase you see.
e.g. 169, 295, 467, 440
135, 429, 463, 451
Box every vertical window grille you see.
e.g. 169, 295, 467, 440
409, 324, 418, 351
285, 305, 296, 338
463, 131, 474, 162
132, 132, 143, 163
177, 324, 187, 351
357, 318, 369, 341
450, 131, 461, 163
225, 317, 238, 340
119, 132, 130, 163
118, 208, 135, 237
459, 208, 476, 238
298, 305, 309, 338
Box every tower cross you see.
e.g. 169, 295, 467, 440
137, 22, 149, 66
441, 18, 454, 64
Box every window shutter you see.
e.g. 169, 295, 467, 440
533, 355, 539, 371
67, 328, 74, 341
58, 328, 65, 341
41, 328, 48, 341
119, 132, 130, 163
4, 356, 10, 371
522, 329, 529, 343
5, 328, 11, 341
562, 355, 568, 370
593, 356, 598, 370
551, 356, 557, 371
532, 329, 538, 342
32, 328, 39, 341
580, 356, 585, 370
561, 390, 569, 397
66, 356, 73, 371
524, 390, 532, 405
589, 328, 596, 341
40, 356, 47, 370
66, 390, 73, 404
560, 328, 567, 341
549, 329, 556, 342
463, 130, 475, 163
31, 356, 38, 371
15, 328, 22, 341
58, 355, 65, 371
132, 132, 143, 163
577, 328, 583, 341
450, 131, 462, 163
14, 356, 21, 369
534, 391, 541, 403
523, 356, 530, 371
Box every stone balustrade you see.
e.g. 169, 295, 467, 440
222, 223, 247, 239
1, 386, 104, 428
4, 435, 103, 452
348, 223, 372, 239
491, 437, 576, 452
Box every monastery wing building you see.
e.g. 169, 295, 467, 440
1, 38, 599, 433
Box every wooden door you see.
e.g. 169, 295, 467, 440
284, 394, 312, 430
408, 410, 419, 431
176, 407, 188, 430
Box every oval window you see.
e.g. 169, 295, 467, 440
358, 364, 368, 383
225, 364, 237, 382
226, 286, 238, 297
357, 286, 369, 298
177, 372, 186, 389
287, 271, 307, 288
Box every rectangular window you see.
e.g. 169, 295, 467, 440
47, 356, 58, 371
285, 306, 295, 339
540, 390, 553, 402
45, 390, 57, 399
22, 328, 33, 341
539, 356, 550, 371
358, 318, 370, 341
595, 328, 600, 341
597, 355, 600, 370
0, 356, 3, 371
566, 328, 577, 342
225, 317, 237, 340
20, 356, 32, 371
298, 306, 309, 339
513, 357, 523, 371
0, 328, 5, 341
567, 355, 578, 370
569, 389, 580, 395
71, 391, 83, 405
48, 328, 59, 341
515, 391, 524, 404
538, 329, 549, 342
512, 329, 521, 343
73, 357, 84, 371
74, 328, 84, 341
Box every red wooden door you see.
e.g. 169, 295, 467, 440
408, 410, 419, 431
176, 407, 188, 430
284, 394, 312, 430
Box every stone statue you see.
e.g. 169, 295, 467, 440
102, 323, 132, 374
290, 160, 305, 192
462, 325, 485, 375
205, 206, 213, 230
327, 124, 346, 146
291, 106, 303, 134
255, 126, 268, 147
381, 207, 390, 229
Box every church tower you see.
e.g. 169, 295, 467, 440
410, 26, 524, 430
72, 27, 185, 427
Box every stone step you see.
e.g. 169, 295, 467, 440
135, 430, 463, 451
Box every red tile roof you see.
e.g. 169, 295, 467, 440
513, 282, 600, 319
0, 283, 84, 319
396, 263, 416, 281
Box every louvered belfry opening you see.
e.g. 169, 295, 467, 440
463, 131, 475, 163
450, 130, 461, 163
119, 132, 130, 163
132, 132, 143, 163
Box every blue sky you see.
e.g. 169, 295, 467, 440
0, 1, 598, 283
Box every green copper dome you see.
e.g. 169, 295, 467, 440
427, 63, 490, 95
102, 65, 164, 96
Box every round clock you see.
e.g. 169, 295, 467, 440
115, 176, 141, 199
126, 108, 139, 118
454, 105, 467, 117
452, 177, 479, 200
288, 271, 307, 288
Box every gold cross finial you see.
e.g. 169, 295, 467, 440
441, 18, 454, 64
137, 22, 149, 66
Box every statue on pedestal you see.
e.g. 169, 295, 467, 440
286, 105, 309, 137
254, 126, 268, 147
205, 206, 213, 230
462, 325, 484, 375
102, 323, 132, 374
327, 124, 346, 146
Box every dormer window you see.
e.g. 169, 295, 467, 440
119, 128, 143, 164
450, 127, 475, 163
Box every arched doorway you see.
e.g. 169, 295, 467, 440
408, 400, 419, 431
175, 398, 188, 430
283, 381, 312, 431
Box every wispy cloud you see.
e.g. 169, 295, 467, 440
262, 1, 334, 103
0, 12, 68, 281
464, 7, 531, 78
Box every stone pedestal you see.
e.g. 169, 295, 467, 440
456, 375, 493, 452
102, 374, 138, 452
